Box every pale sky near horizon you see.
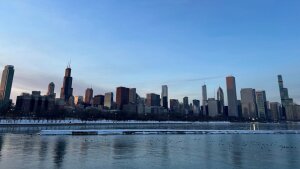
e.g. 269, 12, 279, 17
0, 0, 300, 104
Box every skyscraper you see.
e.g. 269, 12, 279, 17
183, 97, 189, 110
161, 85, 168, 109
208, 98, 219, 117
60, 66, 73, 102
278, 75, 293, 107
202, 85, 207, 114
241, 88, 257, 119
129, 88, 137, 104
0, 65, 14, 104
104, 92, 113, 109
116, 87, 130, 110
84, 88, 93, 104
192, 99, 200, 115
226, 76, 239, 117
146, 93, 160, 107
47, 82, 56, 99
93, 95, 104, 107
170, 99, 179, 112
217, 87, 224, 115
255, 90, 267, 119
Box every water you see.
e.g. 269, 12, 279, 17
0, 123, 299, 169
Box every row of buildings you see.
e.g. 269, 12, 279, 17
1, 64, 299, 121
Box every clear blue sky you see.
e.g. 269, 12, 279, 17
0, 0, 300, 104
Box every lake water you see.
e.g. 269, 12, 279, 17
0, 122, 299, 169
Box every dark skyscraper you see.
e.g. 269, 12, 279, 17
0, 65, 14, 104
278, 75, 293, 107
84, 88, 93, 104
129, 88, 137, 104
161, 85, 168, 109
217, 87, 224, 115
183, 97, 189, 110
116, 87, 130, 110
146, 93, 160, 107
60, 66, 73, 102
226, 76, 239, 117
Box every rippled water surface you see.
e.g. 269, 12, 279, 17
0, 123, 299, 169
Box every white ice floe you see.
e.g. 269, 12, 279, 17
39, 129, 300, 135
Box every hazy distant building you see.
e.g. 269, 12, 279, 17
146, 93, 160, 107
0, 65, 14, 105
93, 95, 104, 107
269, 102, 280, 121
116, 87, 129, 110
183, 97, 189, 110
104, 92, 113, 109
129, 88, 137, 104
74, 96, 84, 105
217, 87, 224, 115
84, 88, 93, 104
256, 91, 267, 119
161, 85, 168, 109
208, 98, 219, 117
170, 99, 180, 112
47, 82, 56, 99
202, 85, 207, 115
226, 76, 239, 117
192, 99, 201, 115
241, 88, 257, 119
60, 66, 73, 102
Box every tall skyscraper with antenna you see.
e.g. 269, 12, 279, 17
60, 65, 73, 102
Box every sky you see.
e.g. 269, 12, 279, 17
0, 0, 300, 104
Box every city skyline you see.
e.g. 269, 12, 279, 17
0, 1, 300, 103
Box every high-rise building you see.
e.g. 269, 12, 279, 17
84, 88, 93, 104
161, 85, 168, 109
47, 82, 56, 99
208, 98, 219, 117
256, 90, 267, 119
104, 92, 113, 109
192, 99, 200, 115
129, 88, 137, 104
0, 65, 14, 104
278, 75, 293, 107
269, 102, 280, 121
202, 85, 207, 114
217, 87, 224, 115
183, 97, 189, 110
170, 99, 179, 112
116, 87, 129, 110
60, 67, 73, 102
146, 93, 160, 107
74, 96, 84, 105
226, 76, 239, 117
93, 95, 104, 107
241, 88, 257, 119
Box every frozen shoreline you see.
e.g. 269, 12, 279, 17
40, 129, 300, 135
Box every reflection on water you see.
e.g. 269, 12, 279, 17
0, 134, 298, 169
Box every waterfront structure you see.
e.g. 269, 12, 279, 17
241, 88, 257, 119
93, 95, 104, 107
47, 82, 56, 99
129, 88, 137, 104
84, 88, 93, 104
60, 66, 73, 102
104, 92, 114, 109
74, 96, 84, 105
146, 93, 160, 107
170, 99, 180, 112
226, 76, 239, 117
217, 87, 224, 115
15, 91, 55, 113
0, 65, 14, 105
183, 97, 189, 110
161, 85, 168, 109
207, 98, 219, 117
116, 87, 130, 110
255, 91, 267, 119
192, 99, 201, 115
202, 85, 207, 115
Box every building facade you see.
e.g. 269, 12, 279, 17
161, 85, 168, 109
0, 65, 14, 105
116, 87, 130, 110
226, 76, 239, 117
241, 88, 257, 119
255, 90, 267, 119
60, 67, 73, 103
